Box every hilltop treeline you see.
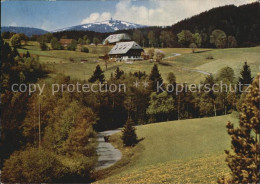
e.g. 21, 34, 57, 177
170, 2, 260, 47
48, 2, 259, 48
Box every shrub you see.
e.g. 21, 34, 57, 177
1, 148, 66, 183
67, 39, 77, 51
81, 47, 89, 53
69, 57, 74, 63
10, 34, 22, 47
206, 55, 214, 59
39, 40, 48, 51
51, 37, 63, 50
67, 44, 76, 51
122, 119, 137, 146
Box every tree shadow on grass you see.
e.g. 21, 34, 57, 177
137, 137, 145, 143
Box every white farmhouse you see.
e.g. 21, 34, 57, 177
108, 41, 144, 62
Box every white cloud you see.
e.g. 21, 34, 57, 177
39, 19, 57, 30
9, 22, 17, 26
81, 0, 257, 26
81, 12, 111, 24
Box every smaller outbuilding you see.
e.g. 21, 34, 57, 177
59, 39, 72, 47
108, 41, 144, 62
103, 33, 131, 45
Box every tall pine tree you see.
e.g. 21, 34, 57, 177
149, 64, 164, 93
88, 64, 105, 83
121, 119, 137, 146
238, 61, 253, 94
115, 67, 124, 80
219, 73, 260, 183
26, 51, 31, 58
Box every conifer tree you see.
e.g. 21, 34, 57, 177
88, 65, 105, 83
115, 67, 124, 80
12, 47, 20, 58
149, 64, 164, 93
219, 73, 260, 183
122, 119, 137, 146
26, 51, 31, 58
238, 62, 253, 93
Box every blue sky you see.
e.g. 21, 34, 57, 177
1, 0, 256, 31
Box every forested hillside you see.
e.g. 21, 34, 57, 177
44, 2, 260, 48
0, 38, 97, 183
170, 2, 260, 47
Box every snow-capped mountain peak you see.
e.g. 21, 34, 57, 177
52, 18, 147, 33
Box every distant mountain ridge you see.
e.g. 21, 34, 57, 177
52, 18, 147, 33
1, 26, 48, 37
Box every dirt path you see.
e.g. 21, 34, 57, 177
95, 129, 122, 170
182, 68, 211, 75
162, 52, 211, 76
163, 53, 182, 60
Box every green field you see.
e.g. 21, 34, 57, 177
16, 41, 260, 84
9, 41, 258, 183
97, 114, 239, 183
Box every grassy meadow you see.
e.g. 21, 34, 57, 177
14, 41, 259, 182
15, 41, 260, 84
5, 39, 258, 183
96, 114, 239, 183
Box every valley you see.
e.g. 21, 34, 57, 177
17, 41, 260, 84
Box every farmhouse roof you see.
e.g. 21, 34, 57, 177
103, 33, 131, 44
108, 41, 143, 55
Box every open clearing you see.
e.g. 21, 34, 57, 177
96, 114, 239, 183
16, 41, 260, 84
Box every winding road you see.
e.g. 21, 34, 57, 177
95, 129, 122, 170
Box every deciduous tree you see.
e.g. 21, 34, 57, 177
227, 36, 237, 48
147, 91, 175, 122
210, 29, 227, 48
133, 30, 143, 45
10, 34, 22, 48
192, 33, 202, 47
93, 37, 100, 46
148, 31, 156, 47
51, 37, 62, 50
177, 30, 193, 47
160, 31, 177, 48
